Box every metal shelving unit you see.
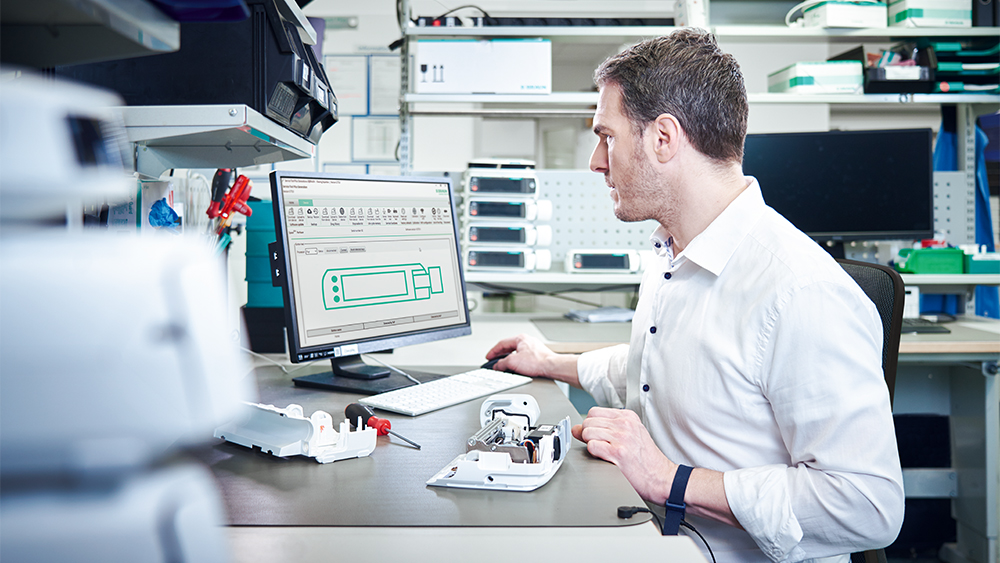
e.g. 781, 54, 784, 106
465, 271, 1000, 293
398, 16, 1000, 174
404, 24, 1000, 42
122, 105, 315, 179
0, 0, 180, 68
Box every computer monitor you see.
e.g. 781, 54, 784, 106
743, 128, 934, 255
269, 171, 471, 393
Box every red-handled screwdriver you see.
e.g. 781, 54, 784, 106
346, 403, 421, 450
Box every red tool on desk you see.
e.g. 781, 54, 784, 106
346, 403, 421, 450
207, 168, 253, 234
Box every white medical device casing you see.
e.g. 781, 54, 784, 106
214, 402, 377, 463
426, 394, 571, 491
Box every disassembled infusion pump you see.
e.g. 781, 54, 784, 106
426, 394, 571, 491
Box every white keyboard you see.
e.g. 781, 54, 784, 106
359, 369, 532, 416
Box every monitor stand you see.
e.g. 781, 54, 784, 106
292, 354, 421, 395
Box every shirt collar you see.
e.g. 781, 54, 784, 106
657, 177, 767, 276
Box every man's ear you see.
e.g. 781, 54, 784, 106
650, 114, 682, 164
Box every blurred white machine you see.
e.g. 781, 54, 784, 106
0, 69, 254, 563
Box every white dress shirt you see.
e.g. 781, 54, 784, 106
577, 179, 904, 563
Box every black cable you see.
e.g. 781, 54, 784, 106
436, 4, 491, 18
617, 506, 716, 563
680, 521, 716, 563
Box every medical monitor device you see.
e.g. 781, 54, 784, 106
270, 171, 471, 393
743, 128, 934, 253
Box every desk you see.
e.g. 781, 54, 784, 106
418, 313, 994, 563
220, 313, 996, 562
210, 349, 706, 561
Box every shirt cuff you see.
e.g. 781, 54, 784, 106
724, 465, 807, 563
577, 344, 628, 408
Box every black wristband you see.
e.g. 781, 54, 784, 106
661, 464, 694, 535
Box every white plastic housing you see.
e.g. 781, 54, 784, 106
214, 402, 377, 464
564, 249, 641, 273
426, 394, 572, 492
466, 248, 551, 271
0, 69, 133, 221
480, 394, 541, 427
0, 233, 255, 477
465, 223, 550, 247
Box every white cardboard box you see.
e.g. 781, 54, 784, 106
888, 0, 972, 27
414, 39, 551, 94
767, 61, 864, 94
804, 1, 888, 27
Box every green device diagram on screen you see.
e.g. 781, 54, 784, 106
322, 263, 444, 310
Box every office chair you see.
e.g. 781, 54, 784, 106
837, 259, 905, 563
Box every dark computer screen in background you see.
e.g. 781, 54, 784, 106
269, 172, 471, 394
744, 128, 934, 245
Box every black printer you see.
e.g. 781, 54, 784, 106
56, 0, 337, 144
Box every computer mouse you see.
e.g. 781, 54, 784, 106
481, 352, 511, 371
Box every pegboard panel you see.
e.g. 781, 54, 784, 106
536, 170, 658, 262
933, 171, 976, 246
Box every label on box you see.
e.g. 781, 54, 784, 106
885, 66, 923, 80
888, 0, 971, 27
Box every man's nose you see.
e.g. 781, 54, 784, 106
590, 140, 608, 174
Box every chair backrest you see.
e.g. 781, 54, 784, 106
837, 259, 905, 563
836, 259, 905, 407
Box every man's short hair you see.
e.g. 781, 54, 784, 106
594, 29, 748, 164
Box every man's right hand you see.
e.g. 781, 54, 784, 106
484, 334, 581, 387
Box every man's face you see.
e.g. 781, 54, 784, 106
589, 84, 669, 224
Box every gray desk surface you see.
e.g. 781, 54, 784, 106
228, 527, 707, 562
202, 363, 652, 528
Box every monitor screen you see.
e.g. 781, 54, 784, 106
743, 128, 934, 243
270, 171, 471, 393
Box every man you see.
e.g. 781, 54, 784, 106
485, 29, 904, 562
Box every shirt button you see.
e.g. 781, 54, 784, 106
642, 384, 650, 392
654, 242, 661, 248
663, 272, 672, 280
649, 326, 657, 334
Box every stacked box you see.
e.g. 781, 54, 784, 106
767, 61, 863, 94
414, 39, 551, 94
804, 1, 888, 28
889, 0, 972, 27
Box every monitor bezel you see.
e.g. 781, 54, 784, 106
745, 128, 935, 243
269, 171, 472, 365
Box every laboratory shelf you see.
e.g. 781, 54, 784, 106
900, 273, 1000, 295
404, 92, 999, 115
466, 271, 641, 293
711, 25, 1000, 42
0, 0, 180, 68
464, 272, 999, 293
405, 24, 1000, 43
122, 105, 315, 179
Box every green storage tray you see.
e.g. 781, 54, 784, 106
895, 247, 965, 274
